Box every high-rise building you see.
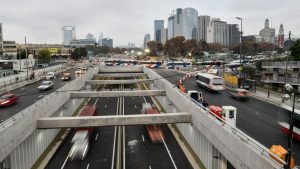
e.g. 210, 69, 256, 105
197, 15, 210, 42
102, 38, 113, 48
0, 23, 3, 51
98, 33, 103, 46
229, 24, 241, 47
62, 26, 76, 46
128, 43, 135, 48
154, 20, 164, 41
86, 33, 94, 40
167, 8, 198, 40
207, 18, 230, 46
167, 16, 175, 39
144, 33, 151, 49
259, 19, 276, 44
277, 23, 284, 48
160, 28, 168, 44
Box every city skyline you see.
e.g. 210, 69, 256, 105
0, 0, 299, 46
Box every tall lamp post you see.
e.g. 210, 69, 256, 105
236, 17, 243, 78
284, 84, 300, 169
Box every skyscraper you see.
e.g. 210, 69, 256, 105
102, 38, 113, 48
154, 20, 164, 41
167, 8, 198, 40
259, 19, 276, 44
0, 23, 3, 51
207, 18, 230, 46
160, 28, 168, 44
277, 23, 284, 48
197, 15, 210, 42
62, 26, 76, 46
144, 33, 151, 49
98, 33, 103, 46
229, 24, 241, 47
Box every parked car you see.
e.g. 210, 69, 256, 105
45, 72, 56, 79
75, 69, 83, 74
0, 94, 18, 107
38, 81, 54, 91
61, 73, 71, 81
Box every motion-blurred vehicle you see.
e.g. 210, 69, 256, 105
227, 87, 251, 100
0, 94, 18, 107
81, 67, 87, 71
38, 81, 54, 91
61, 73, 71, 81
45, 72, 56, 79
75, 68, 83, 74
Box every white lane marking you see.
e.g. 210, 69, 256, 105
162, 138, 178, 169
111, 96, 120, 169
95, 134, 99, 141
86, 163, 90, 169
105, 105, 107, 109
142, 135, 145, 142
93, 98, 99, 107
61, 150, 72, 169
148, 166, 152, 169
255, 112, 260, 115
135, 105, 137, 109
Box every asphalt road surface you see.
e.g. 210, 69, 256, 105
0, 67, 86, 123
46, 80, 193, 169
155, 69, 300, 165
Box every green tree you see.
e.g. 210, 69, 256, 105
17, 49, 27, 59
38, 49, 51, 63
290, 40, 300, 61
71, 47, 87, 60
164, 36, 186, 57
147, 41, 163, 56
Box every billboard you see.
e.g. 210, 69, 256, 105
48, 48, 58, 55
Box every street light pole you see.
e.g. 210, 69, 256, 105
236, 17, 243, 78
25, 36, 28, 80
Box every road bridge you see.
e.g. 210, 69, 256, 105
37, 113, 191, 128
70, 90, 166, 98
94, 73, 147, 78
85, 79, 154, 85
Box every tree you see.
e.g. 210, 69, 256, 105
71, 47, 87, 60
208, 43, 223, 54
290, 40, 300, 61
164, 36, 186, 57
38, 49, 51, 63
147, 41, 163, 56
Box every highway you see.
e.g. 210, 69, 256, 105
0, 65, 89, 123
46, 76, 193, 169
155, 69, 300, 165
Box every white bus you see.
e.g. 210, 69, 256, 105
165, 61, 192, 69
196, 73, 225, 91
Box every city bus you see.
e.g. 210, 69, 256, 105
196, 73, 225, 91
165, 61, 192, 69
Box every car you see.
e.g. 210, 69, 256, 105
81, 67, 87, 71
0, 94, 18, 107
61, 73, 71, 81
38, 81, 54, 91
45, 72, 56, 79
75, 69, 83, 74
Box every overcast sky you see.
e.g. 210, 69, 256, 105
0, 0, 299, 46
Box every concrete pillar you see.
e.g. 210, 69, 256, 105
292, 68, 300, 84
272, 68, 279, 82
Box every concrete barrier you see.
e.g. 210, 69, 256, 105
94, 73, 147, 78
99, 66, 143, 73
143, 66, 283, 169
85, 79, 154, 85
70, 90, 166, 98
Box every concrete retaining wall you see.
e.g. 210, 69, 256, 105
144, 67, 282, 169
0, 66, 98, 164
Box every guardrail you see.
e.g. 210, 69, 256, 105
144, 67, 284, 169
262, 61, 300, 68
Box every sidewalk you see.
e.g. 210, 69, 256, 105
250, 87, 300, 113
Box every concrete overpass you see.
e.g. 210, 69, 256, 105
98, 66, 143, 73
37, 113, 191, 128
70, 90, 166, 98
85, 79, 154, 85
94, 73, 147, 78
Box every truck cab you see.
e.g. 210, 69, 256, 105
187, 90, 203, 102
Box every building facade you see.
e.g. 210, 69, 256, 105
229, 24, 240, 47
207, 18, 230, 46
144, 33, 151, 49
197, 15, 210, 42
62, 26, 76, 46
259, 19, 275, 44
160, 28, 168, 44
167, 8, 198, 40
154, 20, 164, 41
86, 33, 96, 42
98, 33, 103, 46
102, 38, 113, 48
70, 39, 95, 47
277, 23, 284, 48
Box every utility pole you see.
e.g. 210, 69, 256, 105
236, 17, 243, 78
283, 31, 291, 102
25, 37, 28, 80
